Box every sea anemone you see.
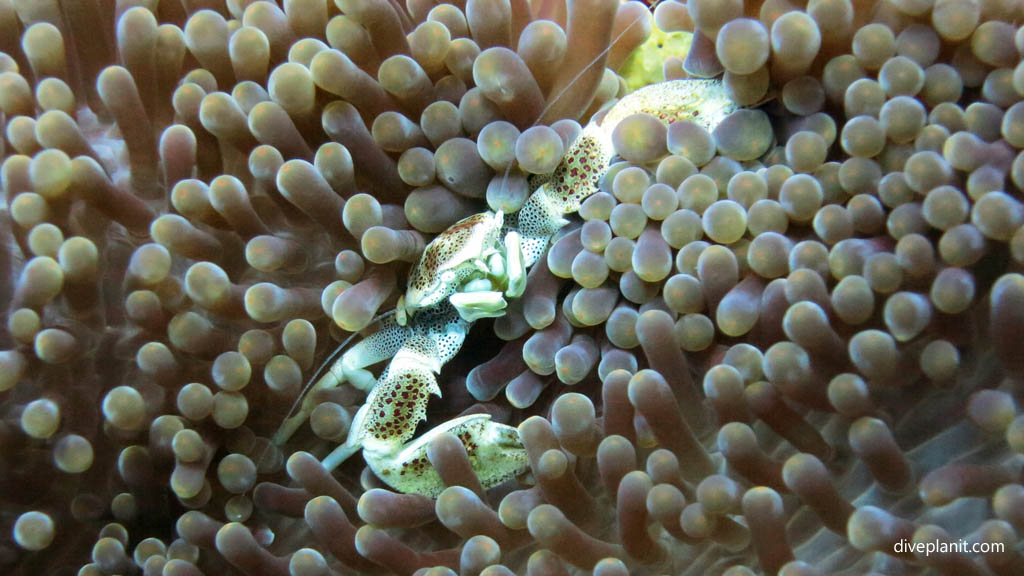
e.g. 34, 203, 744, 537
3, 1, 1024, 575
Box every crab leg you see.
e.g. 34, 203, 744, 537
273, 317, 411, 445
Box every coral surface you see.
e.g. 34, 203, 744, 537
3, 1, 1024, 575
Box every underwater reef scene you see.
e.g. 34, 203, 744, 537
7, 0, 1024, 574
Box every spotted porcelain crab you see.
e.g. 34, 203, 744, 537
274, 211, 531, 497
273, 79, 736, 497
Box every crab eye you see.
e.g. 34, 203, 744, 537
441, 270, 456, 283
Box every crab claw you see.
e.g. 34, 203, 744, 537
359, 345, 443, 449
321, 346, 442, 471
363, 414, 528, 498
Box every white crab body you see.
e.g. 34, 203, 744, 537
403, 211, 505, 313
